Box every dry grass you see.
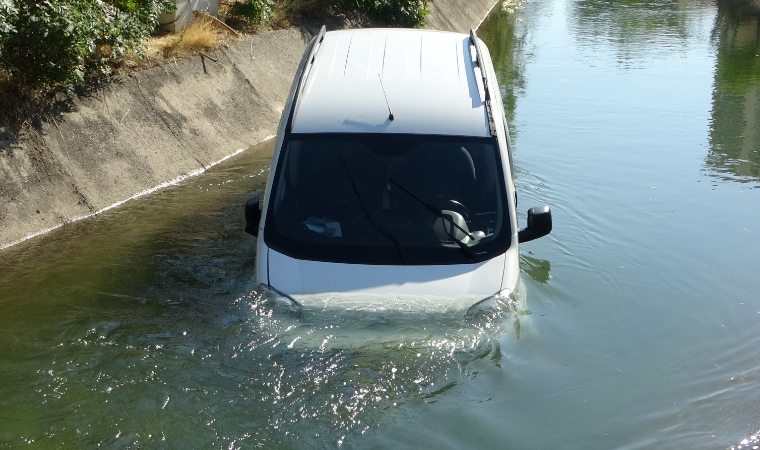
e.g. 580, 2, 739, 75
124, 17, 231, 69
153, 18, 228, 57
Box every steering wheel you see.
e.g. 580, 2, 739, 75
434, 199, 470, 222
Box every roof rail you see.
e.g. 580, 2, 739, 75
307, 25, 327, 66
469, 29, 497, 137
286, 25, 327, 133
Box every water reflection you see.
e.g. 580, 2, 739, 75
520, 254, 552, 284
476, 3, 529, 127
570, 0, 714, 64
708, 2, 760, 181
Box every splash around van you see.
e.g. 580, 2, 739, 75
244, 27, 551, 313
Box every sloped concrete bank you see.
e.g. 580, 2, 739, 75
0, 0, 499, 250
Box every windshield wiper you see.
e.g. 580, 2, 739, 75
388, 177, 477, 262
340, 156, 408, 264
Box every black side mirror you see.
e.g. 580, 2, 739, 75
518, 206, 552, 243
245, 196, 262, 236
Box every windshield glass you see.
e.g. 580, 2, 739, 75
264, 133, 512, 265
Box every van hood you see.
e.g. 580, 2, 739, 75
266, 249, 506, 311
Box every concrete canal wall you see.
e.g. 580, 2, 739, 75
0, 0, 499, 250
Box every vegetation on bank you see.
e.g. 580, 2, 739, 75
0, 0, 174, 86
240, 0, 431, 29
0, 0, 429, 93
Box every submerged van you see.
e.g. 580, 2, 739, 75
245, 27, 551, 310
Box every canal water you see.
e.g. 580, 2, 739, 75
2, 0, 760, 448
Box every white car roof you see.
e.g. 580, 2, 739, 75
290, 28, 491, 137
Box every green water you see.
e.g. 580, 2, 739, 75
2, 0, 760, 448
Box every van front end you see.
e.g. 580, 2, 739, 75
244, 27, 551, 314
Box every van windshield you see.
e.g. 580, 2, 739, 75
264, 133, 512, 265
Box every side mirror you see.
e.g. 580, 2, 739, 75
244, 196, 262, 236
518, 206, 552, 243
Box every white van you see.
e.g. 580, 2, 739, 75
245, 27, 551, 311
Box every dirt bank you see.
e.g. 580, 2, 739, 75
0, 0, 499, 250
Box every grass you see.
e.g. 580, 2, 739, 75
123, 17, 231, 70
155, 17, 228, 58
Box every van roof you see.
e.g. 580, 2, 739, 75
290, 28, 492, 137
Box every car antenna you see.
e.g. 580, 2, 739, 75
378, 74, 394, 121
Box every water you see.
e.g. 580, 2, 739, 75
1, 0, 760, 448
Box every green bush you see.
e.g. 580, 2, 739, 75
0, 0, 172, 87
229, 0, 276, 25
225, 0, 430, 30
345, 0, 429, 28
0, 0, 17, 35
0, 0, 431, 88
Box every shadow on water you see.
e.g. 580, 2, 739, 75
707, 1, 760, 182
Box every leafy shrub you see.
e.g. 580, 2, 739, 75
0, 0, 431, 89
0, 0, 173, 87
225, 0, 430, 30
229, 0, 276, 25
0, 0, 17, 35
344, 0, 429, 28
